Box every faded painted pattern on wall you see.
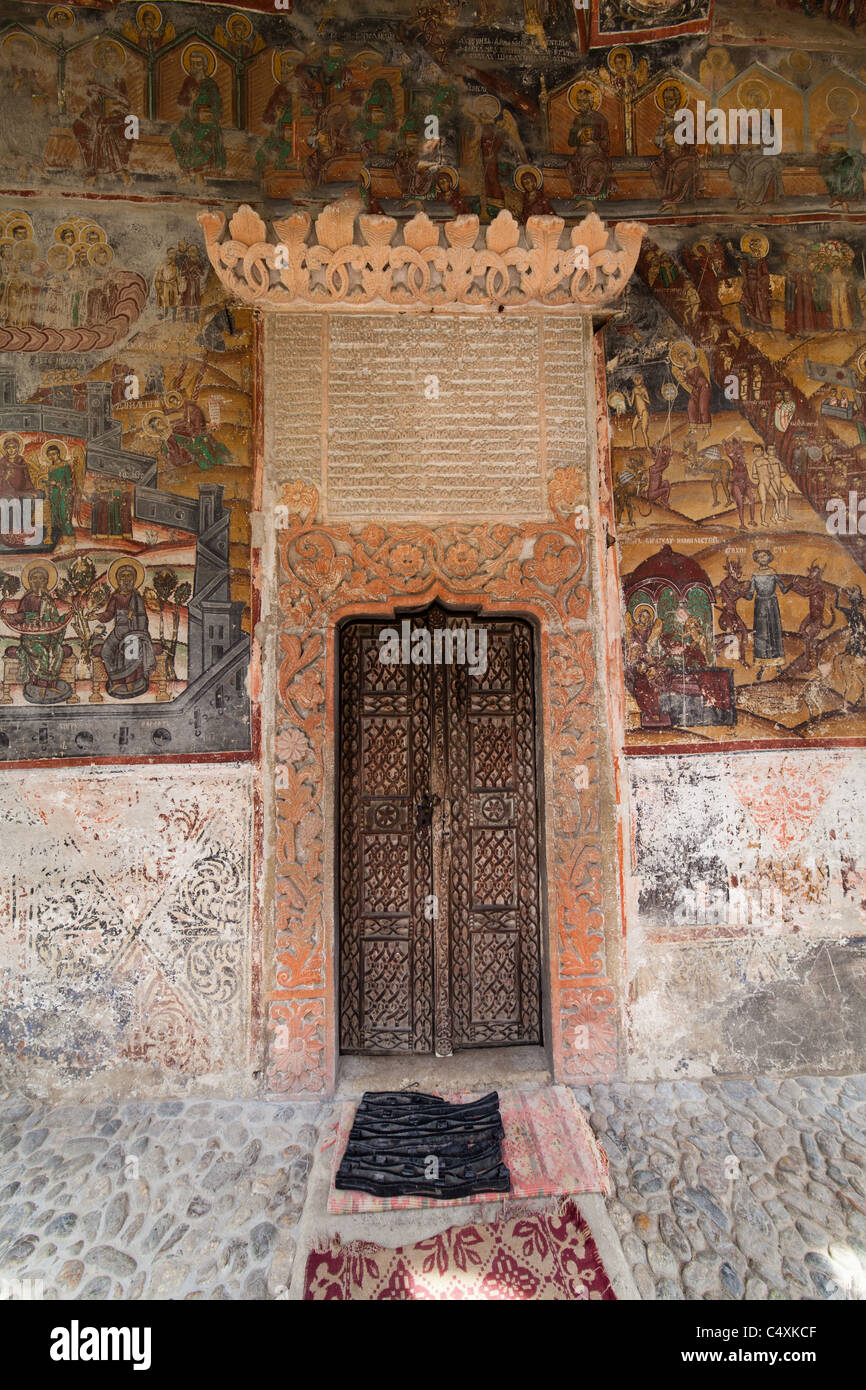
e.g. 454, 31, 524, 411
0, 765, 256, 1092
625, 749, 866, 1075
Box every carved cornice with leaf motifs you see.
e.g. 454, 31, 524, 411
198, 202, 645, 313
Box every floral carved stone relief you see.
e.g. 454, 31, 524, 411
199, 202, 645, 312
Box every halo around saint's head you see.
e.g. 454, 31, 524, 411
47, 244, 73, 271
632, 602, 657, 627
47, 7, 75, 29
7, 215, 34, 242
137, 3, 162, 29
827, 86, 859, 118
433, 165, 458, 192
567, 80, 601, 112
94, 38, 126, 70
40, 439, 67, 468
655, 79, 687, 111
514, 163, 543, 189
737, 78, 770, 110
3, 30, 37, 55
273, 46, 303, 81
108, 556, 145, 589
141, 410, 172, 441
471, 94, 500, 122
741, 231, 769, 258
22, 558, 58, 591
227, 11, 252, 39
607, 45, 632, 72
670, 340, 697, 368
182, 43, 216, 76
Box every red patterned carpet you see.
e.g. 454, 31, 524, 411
304, 1200, 617, 1301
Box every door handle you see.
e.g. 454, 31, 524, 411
415, 792, 436, 830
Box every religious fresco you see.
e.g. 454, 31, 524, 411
1, 1, 866, 221
0, 199, 254, 762
605, 223, 866, 750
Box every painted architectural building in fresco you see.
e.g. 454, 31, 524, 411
1, 0, 865, 1100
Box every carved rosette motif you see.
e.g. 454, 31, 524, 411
199, 203, 644, 312
268, 477, 617, 1096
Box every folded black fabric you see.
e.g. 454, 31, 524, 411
335, 1089, 511, 1199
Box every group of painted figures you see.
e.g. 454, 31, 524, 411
5, 6, 866, 216
625, 552, 866, 729
0, 212, 122, 332
4, 556, 157, 704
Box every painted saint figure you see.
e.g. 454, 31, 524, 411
670, 341, 711, 444
170, 48, 226, 180
784, 246, 826, 333
747, 549, 790, 680
651, 82, 700, 214
13, 560, 70, 704
255, 52, 300, 172
95, 559, 156, 698
516, 167, 554, 221
0, 433, 32, 496
71, 43, 133, 186
42, 443, 75, 540
153, 247, 182, 318
727, 234, 772, 329
729, 108, 783, 210
565, 84, 611, 201
817, 91, 865, 210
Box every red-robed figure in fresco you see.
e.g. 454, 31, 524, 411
784, 245, 829, 333
727, 233, 772, 329
71, 44, 133, 184
0, 434, 32, 496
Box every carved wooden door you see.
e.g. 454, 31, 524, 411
338, 610, 542, 1056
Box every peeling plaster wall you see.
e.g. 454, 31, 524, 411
0, 765, 260, 1099
624, 749, 866, 1078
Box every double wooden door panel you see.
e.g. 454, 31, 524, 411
338, 609, 543, 1056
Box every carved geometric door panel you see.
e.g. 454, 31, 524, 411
338, 609, 542, 1056
447, 621, 543, 1049
338, 619, 434, 1054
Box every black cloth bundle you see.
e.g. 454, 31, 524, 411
335, 1090, 511, 1199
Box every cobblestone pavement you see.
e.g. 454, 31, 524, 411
576, 1075, 866, 1301
0, 1096, 322, 1300
2, 1076, 865, 1300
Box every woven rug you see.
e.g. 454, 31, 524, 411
324, 1085, 610, 1214
304, 1199, 616, 1300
